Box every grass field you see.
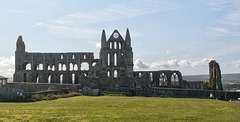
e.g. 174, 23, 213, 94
0, 96, 239, 121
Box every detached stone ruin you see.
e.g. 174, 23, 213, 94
203, 60, 223, 90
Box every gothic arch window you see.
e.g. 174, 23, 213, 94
52, 65, 55, 71
48, 74, 51, 83
139, 73, 142, 77
61, 55, 64, 59
109, 42, 112, 49
25, 63, 31, 70
84, 55, 86, 59
60, 74, 63, 84
114, 41, 117, 49
81, 62, 89, 71
114, 70, 118, 78
159, 73, 167, 86
58, 63, 62, 71
72, 73, 75, 84
62, 64, 67, 71
92, 62, 96, 66
39, 64, 43, 70
74, 64, 78, 71
108, 53, 110, 66
114, 53, 117, 66
36, 73, 39, 83
47, 65, 51, 71
119, 42, 122, 49
150, 73, 153, 82
69, 63, 74, 71
171, 73, 179, 87
72, 55, 75, 59
107, 71, 111, 77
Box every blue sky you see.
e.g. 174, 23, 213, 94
1, 0, 240, 77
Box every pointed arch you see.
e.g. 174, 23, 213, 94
48, 74, 51, 83
25, 63, 31, 70
60, 74, 63, 84
114, 41, 117, 49
108, 53, 110, 66
171, 72, 179, 87
107, 71, 111, 77
81, 62, 89, 71
72, 73, 75, 84
74, 64, 78, 71
52, 65, 55, 71
69, 63, 74, 71
119, 42, 122, 49
114, 53, 117, 66
114, 70, 118, 78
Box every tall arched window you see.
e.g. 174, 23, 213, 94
25, 63, 31, 70
114, 53, 117, 66
114, 70, 118, 78
72, 73, 75, 84
74, 64, 78, 71
69, 63, 73, 71
110, 42, 112, 49
119, 42, 122, 49
107, 71, 111, 77
48, 75, 51, 83
62, 64, 67, 71
114, 41, 117, 49
108, 53, 110, 66
60, 74, 63, 84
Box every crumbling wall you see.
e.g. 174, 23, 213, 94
203, 60, 223, 90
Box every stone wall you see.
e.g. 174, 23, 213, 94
151, 87, 240, 100
0, 83, 81, 101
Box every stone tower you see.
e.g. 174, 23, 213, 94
16, 35, 25, 53
99, 29, 134, 77
15, 35, 26, 71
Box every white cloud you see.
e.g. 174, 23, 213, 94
134, 59, 149, 69
208, 27, 229, 33
134, 58, 213, 70
0, 56, 15, 78
151, 60, 178, 69
0, 56, 15, 67
96, 43, 101, 48
8, 9, 25, 14
166, 50, 170, 54
150, 58, 212, 69
232, 60, 240, 68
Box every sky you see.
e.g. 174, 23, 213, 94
1, 0, 240, 78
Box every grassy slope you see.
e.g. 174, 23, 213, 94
0, 96, 239, 121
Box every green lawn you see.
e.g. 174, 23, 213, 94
0, 96, 239, 121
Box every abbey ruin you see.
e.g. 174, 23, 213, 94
13, 29, 190, 92
0, 28, 236, 101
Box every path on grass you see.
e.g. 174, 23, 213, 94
231, 101, 240, 104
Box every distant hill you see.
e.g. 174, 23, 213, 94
7, 73, 240, 84
183, 73, 240, 84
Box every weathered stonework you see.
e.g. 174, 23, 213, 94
14, 29, 189, 92
203, 60, 223, 90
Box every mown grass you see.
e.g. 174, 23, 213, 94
0, 96, 239, 121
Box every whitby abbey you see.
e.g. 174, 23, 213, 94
1, 29, 239, 101
13, 29, 190, 90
